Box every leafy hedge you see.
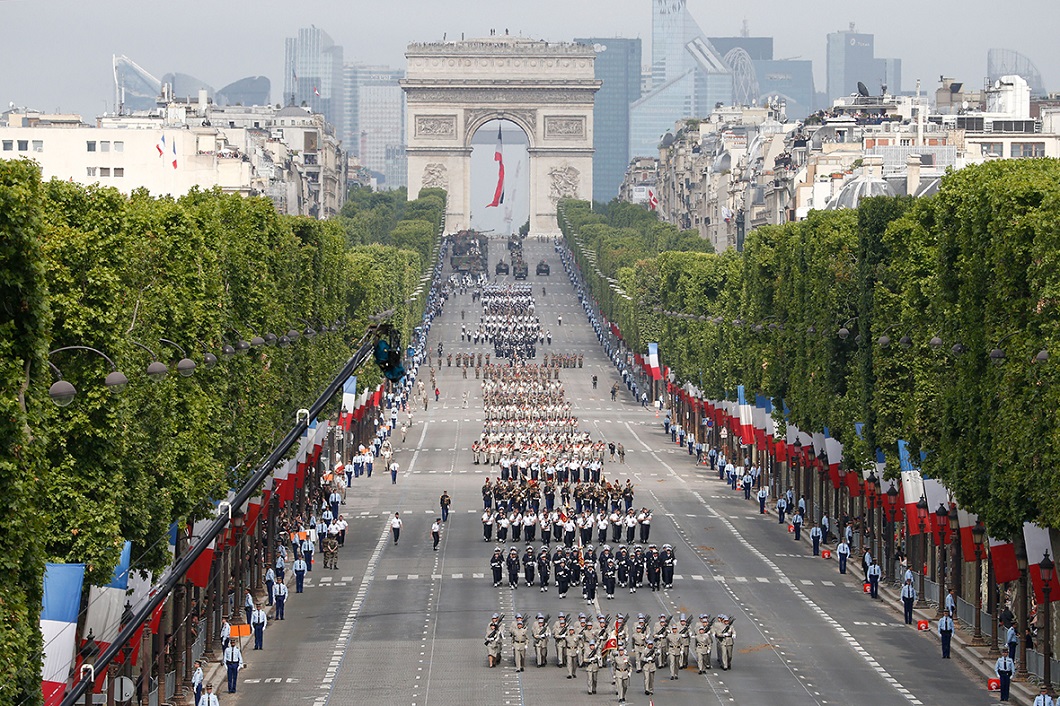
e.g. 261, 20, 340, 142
0, 163, 443, 706
561, 159, 1060, 536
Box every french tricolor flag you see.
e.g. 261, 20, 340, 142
957, 508, 980, 563
1022, 522, 1059, 603
922, 478, 950, 545
486, 124, 505, 208
156, 133, 166, 157
900, 469, 925, 535
80, 542, 132, 692
186, 518, 216, 589
41, 562, 86, 706
648, 342, 662, 382
825, 437, 843, 490
340, 375, 358, 430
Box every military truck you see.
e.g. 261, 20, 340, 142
449, 230, 489, 275
495, 259, 510, 276
536, 260, 550, 276
513, 258, 529, 280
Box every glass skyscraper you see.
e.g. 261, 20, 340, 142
574, 38, 642, 203
344, 64, 405, 190
630, 0, 730, 158
284, 27, 344, 141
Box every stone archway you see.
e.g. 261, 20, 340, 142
402, 37, 600, 234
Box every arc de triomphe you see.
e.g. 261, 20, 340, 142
402, 37, 600, 234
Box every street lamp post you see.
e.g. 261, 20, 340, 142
916, 495, 929, 607
884, 482, 899, 581
935, 503, 949, 617
1017, 544, 1029, 680
972, 520, 987, 646
865, 472, 878, 563
1041, 552, 1055, 695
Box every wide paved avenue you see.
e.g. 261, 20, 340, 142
223, 237, 988, 706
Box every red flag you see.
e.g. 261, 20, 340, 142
486, 125, 505, 207
171, 139, 178, 170
313, 86, 320, 97
603, 637, 618, 652
648, 189, 658, 210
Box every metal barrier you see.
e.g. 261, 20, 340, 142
165, 669, 176, 700
191, 627, 207, 667
1024, 648, 1060, 682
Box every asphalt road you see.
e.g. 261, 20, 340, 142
222, 237, 997, 706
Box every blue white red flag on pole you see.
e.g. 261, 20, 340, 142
41, 563, 86, 706
487, 125, 505, 207
80, 542, 132, 692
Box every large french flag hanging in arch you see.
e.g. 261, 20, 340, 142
487, 125, 505, 208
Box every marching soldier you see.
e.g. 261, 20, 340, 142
537, 547, 551, 592
506, 547, 520, 588
533, 613, 550, 667
716, 615, 736, 670
323, 534, 339, 569
653, 614, 670, 668
667, 624, 682, 679
485, 614, 504, 668
583, 638, 602, 695
564, 626, 582, 679
642, 638, 657, 696
631, 623, 647, 672
490, 547, 504, 587
552, 614, 569, 668
660, 544, 676, 589
677, 614, 691, 668
522, 545, 536, 586
511, 615, 529, 672
694, 622, 713, 673
613, 644, 632, 703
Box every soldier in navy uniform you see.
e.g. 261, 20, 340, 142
629, 547, 645, 593
506, 547, 522, 588
537, 547, 551, 592
490, 548, 504, 587
522, 546, 536, 586
646, 546, 661, 591
582, 564, 598, 603
602, 559, 617, 599
660, 545, 676, 589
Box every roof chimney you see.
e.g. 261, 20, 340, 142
906, 154, 921, 197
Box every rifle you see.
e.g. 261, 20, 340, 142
654, 615, 674, 640
484, 614, 506, 645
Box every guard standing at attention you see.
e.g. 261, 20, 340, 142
995, 652, 1015, 702
223, 640, 244, 693
938, 609, 955, 658
511, 615, 529, 672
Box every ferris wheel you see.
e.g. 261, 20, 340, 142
724, 47, 760, 107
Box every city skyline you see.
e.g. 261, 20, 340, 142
3, 0, 1057, 122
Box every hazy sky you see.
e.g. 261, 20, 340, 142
2, 0, 1057, 117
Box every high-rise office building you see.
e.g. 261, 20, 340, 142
630, 0, 731, 157
344, 64, 405, 189
575, 37, 642, 203
826, 27, 901, 102
284, 27, 344, 142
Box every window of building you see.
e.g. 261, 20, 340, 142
32, 140, 43, 152
113, 167, 124, 177
114, 141, 124, 153
100, 141, 110, 152
1011, 142, 1045, 158
86, 141, 97, 152
17, 140, 28, 151
2, 141, 11, 151
86, 167, 97, 177
99, 167, 110, 177
980, 142, 1003, 157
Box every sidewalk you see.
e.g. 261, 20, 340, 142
652, 418, 1040, 705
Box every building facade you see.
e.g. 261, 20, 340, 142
284, 27, 345, 143
0, 101, 346, 219
345, 65, 407, 190
574, 37, 642, 203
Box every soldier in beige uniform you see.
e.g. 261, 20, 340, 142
552, 614, 569, 668
716, 615, 736, 670
532, 613, 550, 667
631, 623, 647, 672
694, 623, 713, 673
613, 645, 633, 703
653, 614, 670, 668
667, 625, 683, 679
582, 638, 602, 694
642, 638, 657, 695
564, 626, 582, 679
485, 614, 503, 668
511, 615, 529, 672
677, 614, 691, 668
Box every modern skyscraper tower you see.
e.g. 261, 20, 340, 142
284, 27, 345, 142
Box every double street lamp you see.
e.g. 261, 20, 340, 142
916, 494, 929, 606
1041, 552, 1055, 695
972, 520, 987, 645
935, 503, 949, 617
